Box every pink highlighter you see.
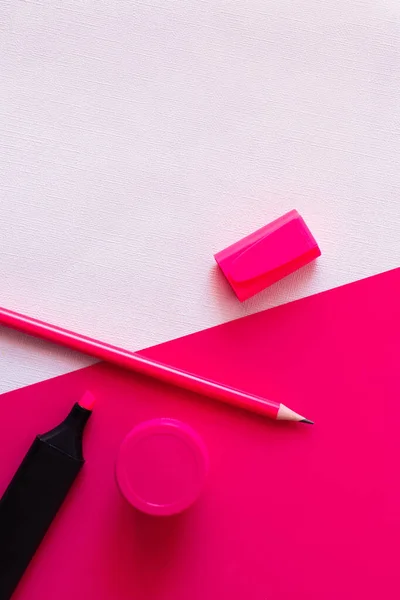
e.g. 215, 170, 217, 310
116, 419, 209, 516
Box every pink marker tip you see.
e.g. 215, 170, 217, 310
78, 390, 96, 411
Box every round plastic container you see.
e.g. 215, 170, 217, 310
116, 418, 208, 516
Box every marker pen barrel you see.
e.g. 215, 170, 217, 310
0, 392, 94, 600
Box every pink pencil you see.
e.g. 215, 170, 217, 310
0, 306, 312, 424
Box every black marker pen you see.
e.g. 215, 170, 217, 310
0, 391, 95, 600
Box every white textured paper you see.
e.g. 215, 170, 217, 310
1, 0, 400, 394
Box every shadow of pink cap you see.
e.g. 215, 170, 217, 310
116, 418, 209, 516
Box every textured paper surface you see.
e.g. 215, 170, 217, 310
1, 1, 400, 393
1, 268, 400, 599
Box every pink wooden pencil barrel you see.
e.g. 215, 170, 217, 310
0, 306, 313, 423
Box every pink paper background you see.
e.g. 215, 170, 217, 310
1, 268, 400, 599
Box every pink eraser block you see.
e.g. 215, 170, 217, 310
116, 418, 209, 517
214, 210, 321, 302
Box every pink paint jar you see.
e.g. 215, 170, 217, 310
116, 418, 209, 516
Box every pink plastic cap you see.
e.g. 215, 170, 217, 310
214, 210, 321, 302
116, 418, 209, 516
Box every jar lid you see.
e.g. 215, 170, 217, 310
116, 418, 208, 516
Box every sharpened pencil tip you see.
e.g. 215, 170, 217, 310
300, 418, 314, 425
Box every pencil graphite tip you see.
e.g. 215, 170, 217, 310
300, 418, 314, 425
78, 390, 96, 411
